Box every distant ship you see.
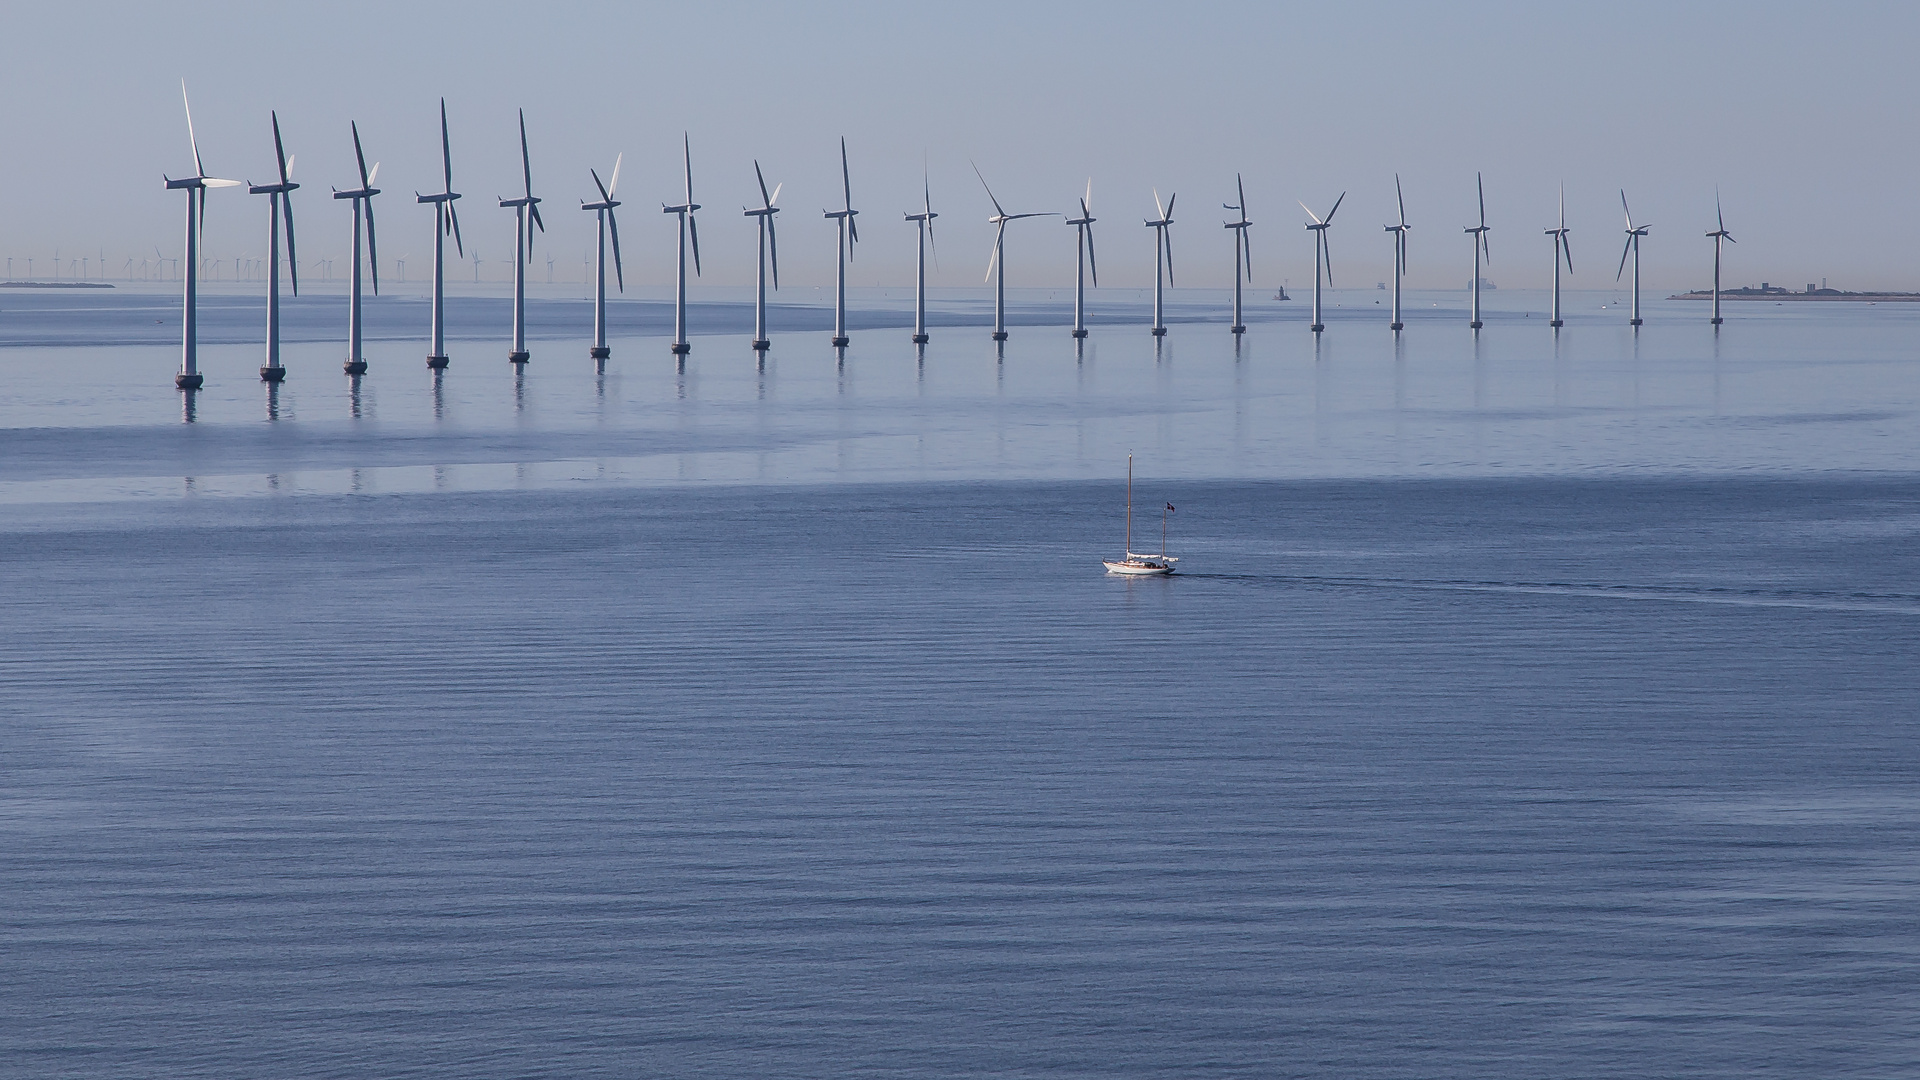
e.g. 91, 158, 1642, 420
1272, 285, 1291, 301
1467, 277, 1497, 290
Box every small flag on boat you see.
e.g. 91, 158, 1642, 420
1166, 503, 1175, 513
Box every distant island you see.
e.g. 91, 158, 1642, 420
1670, 282, 1920, 302
0, 281, 115, 289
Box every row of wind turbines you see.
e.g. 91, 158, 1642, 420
162, 87, 1742, 391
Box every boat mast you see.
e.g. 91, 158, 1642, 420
1126, 454, 1133, 555
1162, 502, 1168, 557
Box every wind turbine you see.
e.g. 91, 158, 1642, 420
1224, 175, 1251, 335
1385, 175, 1410, 331
743, 159, 780, 351
904, 172, 936, 344
1707, 192, 1734, 326
1065, 180, 1096, 339
1616, 189, 1649, 327
1545, 186, 1572, 328
581, 152, 624, 361
1302, 191, 1343, 333
246, 110, 299, 383
823, 138, 858, 347
416, 100, 462, 370
499, 109, 544, 363
1466, 173, 1491, 330
1145, 190, 1175, 337
163, 81, 241, 389
662, 133, 700, 356
976, 163, 1056, 342
331, 121, 380, 375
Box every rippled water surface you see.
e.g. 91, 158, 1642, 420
2, 289, 1917, 1077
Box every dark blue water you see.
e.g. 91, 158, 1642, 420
4, 287, 1920, 1076
3, 479, 1917, 1078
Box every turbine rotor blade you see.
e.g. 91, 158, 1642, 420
768, 215, 779, 289
1086, 223, 1098, 287
1325, 191, 1344, 222
607, 208, 623, 292
840, 136, 852, 212
448, 199, 463, 257
284, 192, 299, 295
973, 161, 1005, 218
272, 111, 289, 185
688, 212, 701, 276
1396, 173, 1406, 227
440, 98, 453, 191
591, 167, 611, 204
352, 121, 369, 188
520, 110, 533, 199
608, 152, 622, 198
755, 159, 770, 207
1477, 172, 1486, 228
366, 198, 379, 295
1617, 236, 1631, 280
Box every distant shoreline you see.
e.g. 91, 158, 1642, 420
1668, 290, 1920, 302
0, 281, 115, 290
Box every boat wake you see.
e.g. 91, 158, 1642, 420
1186, 572, 1920, 616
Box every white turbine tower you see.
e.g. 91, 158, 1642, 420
823, 138, 858, 348
1466, 173, 1490, 330
331, 122, 380, 376
416, 99, 462, 370
1065, 180, 1096, 339
744, 160, 781, 352
904, 174, 936, 344
662, 134, 701, 356
1545, 186, 1572, 328
1145, 190, 1175, 337
499, 110, 544, 364
163, 81, 241, 389
581, 153, 624, 362
1385, 175, 1409, 331
1224, 175, 1251, 335
1707, 193, 1734, 326
1617, 190, 1649, 327
246, 111, 299, 383
1301, 192, 1343, 334
975, 164, 1056, 342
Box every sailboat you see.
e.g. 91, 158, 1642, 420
1103, 454, 1177, 575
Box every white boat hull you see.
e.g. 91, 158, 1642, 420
1103, 558, 1174, 576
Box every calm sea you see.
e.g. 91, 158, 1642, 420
2, 284, 1916, 1078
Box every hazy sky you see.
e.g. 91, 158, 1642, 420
3, 1, 1915, 291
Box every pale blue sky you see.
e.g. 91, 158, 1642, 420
2, 1, 1913, 290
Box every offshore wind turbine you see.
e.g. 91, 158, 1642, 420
246, 111, 299, 383
823, 138, 858, 348
1465, 173, 1491, 330
581, 153, 624, 361
1385, 175, 1409, 331
975, 164, 1056, 342
163, 81, 241, 389
332, 122, 381, 375
1301, 191, 1343, 333
499, 109, 544, 363
744, 160, 781, 351
904, 173, 936, 344
662, 134, 701, 356
416, 99, 462, 370
1545, 186, 1572, 328
1224, 175, 1251, 335
1145, 190, 1176, 337
1707, 193, 1734, 326
1616, 190, 1650, 327
1065, 180, 1096, 339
